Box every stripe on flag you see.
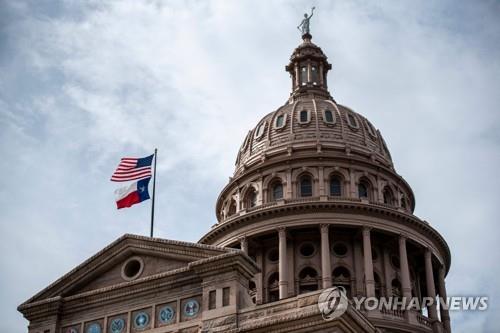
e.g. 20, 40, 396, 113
110, 154, 153, 182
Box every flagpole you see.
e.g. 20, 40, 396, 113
150, 148, 157, 238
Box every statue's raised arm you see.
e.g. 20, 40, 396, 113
297, 7, 316, 36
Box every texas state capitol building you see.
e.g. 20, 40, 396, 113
19, 31, 452, 333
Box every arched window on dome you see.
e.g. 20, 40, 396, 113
275, 114, 286, 129
270, 180, 283, 201
298, 267, 319, 294
267, 272, 279, 302
358, 178, 371, 200
324, 109, 335, 124
364, 119, 377, 138
330, 175, 342, 197
245, 187, 257, 209
346, 112, 359, 129
383, 186, 394, 206
254, 122, 266, 139
299, 109, 310, 123
332, 266, 351, 298
299, 175, 313, 197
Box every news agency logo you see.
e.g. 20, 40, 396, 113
317, 287, 489, 322
317, 286, 349, 320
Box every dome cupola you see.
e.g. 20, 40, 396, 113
285, 33, 333, 100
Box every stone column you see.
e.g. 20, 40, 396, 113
382, 247, 392, 297
349, 169, 356, 197
285, 169, 293, 199
425, 248, 440, 332
318, 167, 326, 198
438, 265, 451, 333
278, 227, 288, 299
362, 227, 375, 297
320, 224, 332, 288
294, 63, 299, 89
399, 235, 412, 301
255, 248, 263, 305
319, 63, 324, 86
240, 237, 248, 254
353, 240, 364, 297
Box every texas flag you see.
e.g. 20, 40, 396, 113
114, 177, 151, 209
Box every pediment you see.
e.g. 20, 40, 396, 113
70, 253, 190, 295
22, 234, 229, 305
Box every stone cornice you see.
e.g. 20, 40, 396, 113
201, 199, 451, 274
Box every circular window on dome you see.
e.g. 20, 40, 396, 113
183, 299, 200, 317
299, 242, 316, 257
109, 318, 125, 333
86, 323, 101, 333
267, 248, 279, 262
121, 256, 144, 281
391, 255, 400, 269
332, 242, 348, 257
159, 306, 175, 324
133, 312, 149, 330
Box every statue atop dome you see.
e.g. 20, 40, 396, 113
297, 7, 315, 36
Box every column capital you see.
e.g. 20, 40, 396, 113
398, 233, 408, 242
276, 226, 287, 237
320, 224, 329, 233
424, 247, 433, 260
362, 226, 372, 236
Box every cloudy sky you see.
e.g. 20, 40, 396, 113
1, 1, 499, 332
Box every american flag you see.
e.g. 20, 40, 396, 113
110, 154, 154, 182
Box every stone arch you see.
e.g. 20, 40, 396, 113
266, 270, 279, 303
357, 176, 375, 200
327, 171, 346, 197
240, 182, 261, 209
332, 265, 353, 298
382, 185, 395, 206
292, 169, 318, 198
297, 266, 320, 294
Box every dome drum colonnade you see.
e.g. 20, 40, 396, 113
199, 33, 451, 333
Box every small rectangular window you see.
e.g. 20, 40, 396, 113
276, 114, 285, 128
325, 110, 334, 123
209, 290, 216, 309
311, 66, 318, 85
300, 66, 307, 86
222, 287, 230, 306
